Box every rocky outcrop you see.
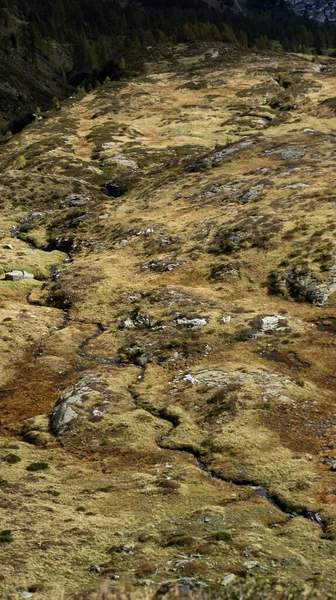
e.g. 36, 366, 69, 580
184, 139, 254, 171
285, 263, 336, 306
50, 374, 103, 435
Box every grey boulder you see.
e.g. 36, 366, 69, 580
5, 270, 34, 281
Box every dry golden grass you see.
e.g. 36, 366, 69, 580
0, 43, 335, 599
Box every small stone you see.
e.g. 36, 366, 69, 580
135, 355, 149, 367
154, 577, 207, 597
3, 243, 13, 249
90, 565, 101, 573
176, 317, 207, 329
244, 560, 259, 569
239, 184, 263, 204
114, 545, 133, 553
119, 318, 135, 330
65, 194, 90, 207
20, 593, 33, 599
330, 462, 336, 472
221, 574, 236, 586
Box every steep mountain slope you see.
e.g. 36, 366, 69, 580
0, 42, 336, 599
284, 0, 336, 23
0, 0, 335, 133
0, 20, 72, 133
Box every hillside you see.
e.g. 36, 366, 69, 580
0, 42, 336, 599
0, 0, 336, 133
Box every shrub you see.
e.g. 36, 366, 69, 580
166, 535, 195, 548
213, 530, 233, 542
0, 530, 13, 543
97, 485, 113, 492
52, 97, 61, 110
135, 562, 156, 578
277, 72, 292, 89
157, 479, 180, 490
16, 155, 26, 169
26, 462, 49, 472
207, 384, 240, 417
3, 453, 21, 464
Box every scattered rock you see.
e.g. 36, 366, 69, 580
244, 560, 259, 569
221, 574, 236, 586
251, 117, 269, 127
239, 184, 264, 203
210, 263, 239, 280
261, 145, 306, 161
119, 311, 152, 330
108, 154, 138, 171
3, 243, 13, 249
222, 316, 231, 324
135, 355, 149, 367
154, 577, 207, 598
65, 194, 90, 207
113, 545, 134, 554
89, 565, 101, 574
142, 259, 184, 273
190, 182, 244, 201
176, 317, 207, 329
5, 270, 34, 281
285, 183, 309, 189
184, 139, 254, 171
120, 317, 136, 330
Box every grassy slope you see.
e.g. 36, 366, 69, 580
0, 42, 335, 599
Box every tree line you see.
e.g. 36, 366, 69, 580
0, 0, 335, 74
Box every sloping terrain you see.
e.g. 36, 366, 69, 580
0, 43, 336, 599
